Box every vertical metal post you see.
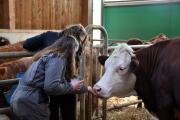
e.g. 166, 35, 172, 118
95, 48, 100, 116
88, 42, 93, 120
101, 0, 104, 26
88, 0, 93, 24
80, 51, 86, 120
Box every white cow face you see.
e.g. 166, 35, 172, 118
93, 44, 138, 98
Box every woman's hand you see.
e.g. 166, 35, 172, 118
71, 80, 84, 91
87, 86, 97, 96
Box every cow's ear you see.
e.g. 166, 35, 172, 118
130, 56, 139, 72
98, 55, 109, 66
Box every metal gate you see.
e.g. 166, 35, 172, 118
78, 24, 108, 120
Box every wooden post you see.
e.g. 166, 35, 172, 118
8, 0, 15, 29
81, 0, 88, 26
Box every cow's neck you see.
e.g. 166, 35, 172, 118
134, 45, 161, 113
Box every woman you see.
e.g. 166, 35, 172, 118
10, 36, 94, 120
23, 24, 88, 120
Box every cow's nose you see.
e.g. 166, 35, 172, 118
93, 85, 102, 93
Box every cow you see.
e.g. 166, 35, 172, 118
0, 57, 33, 80
0, 41, 25, 65
0, 57, 33, 108
127, 38, 143, 45
93, 38, 180, 120
150, 33, 168, 44
0, 36, 10, 46
126, 38, 144, 51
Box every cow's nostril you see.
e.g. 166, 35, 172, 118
93, 85, 102, 92
97, 88, 101, 92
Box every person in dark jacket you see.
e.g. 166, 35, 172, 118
23, 24, 87, 64
23, 24, 88, 120
10, 36, 94, 120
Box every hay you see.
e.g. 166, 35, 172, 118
96, 96, 158, 120
107, 107, 154, 120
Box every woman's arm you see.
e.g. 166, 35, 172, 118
44, 55, 96, 96
44, 56, 75, 96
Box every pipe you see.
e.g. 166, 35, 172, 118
0, 51, 35, 58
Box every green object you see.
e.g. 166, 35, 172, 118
103, 2, 180, 41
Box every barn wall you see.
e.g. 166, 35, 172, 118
104, 2, 180, 41
0, 0, 88, 30
0, 0, 9, 29
15, 0, 87, 29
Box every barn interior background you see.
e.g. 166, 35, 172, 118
0, 0, 180, 120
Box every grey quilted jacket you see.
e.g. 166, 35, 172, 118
10, 54, 87, 120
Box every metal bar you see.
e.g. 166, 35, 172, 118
108, 44, 152, 50
93, 45, 103, 48
92, 39, 104, 41
93, 44, 151, 49
0, 51, 35, 58
0, 107, 11, 114
95, 48, 100, 116
101, 0, 104, 26
107, 99, 143, 111
80, 51, 86, 120
88, 0, 93, 24
88, 43, 93, 120
85, 24, 108, 55
0, 78, 19, 85
104, 0, 180, 7
102, 99, 107, 120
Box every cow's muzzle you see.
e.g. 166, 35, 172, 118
93, 85, 105, 99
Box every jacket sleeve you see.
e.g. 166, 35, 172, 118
23, 32, 46, 51
44, 56, 75, 96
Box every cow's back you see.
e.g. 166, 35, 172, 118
0, 41, 25, 64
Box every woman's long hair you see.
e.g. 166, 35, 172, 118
59, 24, 87, 63
59, 24, 87, 44
33, 36, 79, 81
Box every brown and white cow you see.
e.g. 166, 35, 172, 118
0, 41, 25, 65
94, 38, 180, 120
0, 57, 33, 108
0, 57, 33, 80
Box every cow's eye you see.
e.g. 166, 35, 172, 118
117, 66, 125, 71
119, 67, 125, 71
